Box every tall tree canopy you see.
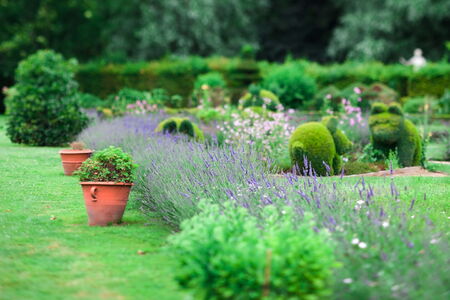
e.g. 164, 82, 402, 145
327, 0, 450, 61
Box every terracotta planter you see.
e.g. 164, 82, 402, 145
59, 149, 93, 175
80, 182, 133, 226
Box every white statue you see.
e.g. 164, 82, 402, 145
400, 48, 426, 71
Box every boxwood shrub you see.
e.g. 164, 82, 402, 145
6, 50, 88, 146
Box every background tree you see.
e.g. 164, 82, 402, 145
328, 0, 450, 61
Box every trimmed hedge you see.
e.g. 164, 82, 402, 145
74, 58, 450, 104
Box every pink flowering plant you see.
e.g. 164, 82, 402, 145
126, 100, 159, 114
217, 107, 296, 170
338, 89, 370, 148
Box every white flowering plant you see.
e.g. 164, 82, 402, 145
217, 106, 296, 170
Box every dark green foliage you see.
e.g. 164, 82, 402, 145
290, 116, 352, 175
258, 0, 342, 62
360, 143, 386, 163
71, 61, 450, 106
75, 146, 137, 183
178, 120, 195, 138
156, 117, 204, 142
77, 93, 104, 109
328, 0, 450, 62
369, 102, 422, 166
240, 85, 281, 111
6, 50, 88, 146
162, 120, 178, 134
170, 201, 336, 299
262, 64, 317, 108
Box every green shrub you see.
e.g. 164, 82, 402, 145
240, 85, 280, 111
289, 116, 352, 175
6, 50, 88, 146
360, 143, 386, 163
170, 201, 336, 300
195, 108, 223, 124
262, 64, 317, 108
75, 146, 137, 183
368, 102, 422, 166
403, 97, 439, 114
385, 149, 401, 169
343, 160, 379, 175
155, 117, 204, 142
309, 85, 342, 111
194, 72, 226, 89
77, 92, 104, 109
364, 83, 398, 104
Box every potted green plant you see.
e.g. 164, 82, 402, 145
74, 146, 138, 226
59, 141, 93, 175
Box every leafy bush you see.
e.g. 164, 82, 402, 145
343, 160, 379, 175
170, 201, 336, 299
75, 146, 137, 183
385, 149, 401, 169
195, 108, 224, 124
194, 72, 226, 89
262, 64, 317, 108
403, 97, 439, 114
77, 92, 104, 109
369, 102, 422, 166
6, 50, 88, 146
310, 85, 342, 111
360, 143, 386, 163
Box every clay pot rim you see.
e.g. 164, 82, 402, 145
80, 181, 134, 186
59, 149, 94, 154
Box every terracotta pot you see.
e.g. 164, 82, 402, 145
80, 182, 133, 226
59, 149, 93, 175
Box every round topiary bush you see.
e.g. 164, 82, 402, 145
155, 117, 204, 142
262, 64, 316, 108
368, 102, 422, 166
289, 116, 352, 175
6, 50, 88, 146
240, 85, 281, 111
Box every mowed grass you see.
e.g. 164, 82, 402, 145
0, 116, 188, 300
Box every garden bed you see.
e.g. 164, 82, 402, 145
345, 166, 448, 177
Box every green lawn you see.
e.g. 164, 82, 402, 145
0, 116, 188, 300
